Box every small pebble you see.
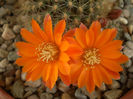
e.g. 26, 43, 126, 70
21, 73, 26, 81
119, 0, 124, 8
8, 51, 19, 61
108, 80, 120, 89
0, 37, 4, 45
46, 85, 57, 94
99, 83, 107, 91
0, 19, 8, 25
40, 93, 53, 99
27, 94, 39, 99
123, 47, 133, 58
15, 69, 21, 79
61, 93, 72, 99
13, 25, 21, 33
104, 89, 122, 99
5, 76, 14, 86
119, 17, 128, 25
124, 33, 131, 40
6, 0, 16, 5
1, 44, 7, 50
120, 74, 127, 84
87, 90, 101, 99
126, 41, 133, 50
11, 80, 24, 98
127, 79, 133, 88
128, 24, 133, 34
128, 66, 133, 73
0, 7, 9, 18
0, 48, 8, 58
2, 26, 15, 40
24, 91, 33, 98
75, 88, 87, 99
125, 59, 132, 68
25, 87, 36, 92
58, 82, 70, 92
128, 73, 133, 79
0, 59, 8, 69
25, 79, 41, 88
123, 9, 130, 18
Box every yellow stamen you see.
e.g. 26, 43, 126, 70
82, 48, 101, 66
36, 42, 59, 63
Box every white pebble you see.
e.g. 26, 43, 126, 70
119, 17, 128, 25
128, 24, 133, 34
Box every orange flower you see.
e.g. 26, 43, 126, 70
66, 21, 128, 93
15, 14, 71, 89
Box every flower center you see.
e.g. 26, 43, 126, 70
36, 42, 60, 63
82, 48, 101, 66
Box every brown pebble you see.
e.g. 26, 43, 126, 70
5, 76, 14, 86
15, 69, 21, 79
61, 93, 72, 99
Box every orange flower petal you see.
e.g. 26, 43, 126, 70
43, 14, 54, 41
90, 21, 101, 38
92, 66, 102, 88
86, 29, 95, 48
100, 50, 122, 59
70, 63, 83, 84
79, 23, 88, 32
100, 40, 122, 51
27, 63, 43, 81
86, 69, 95, 93
78, 68, 87, 88
66, 46, 83, 57
58, 61, 70, 75
22, 59, 38, 73
75, 28, 87, 48
59, 71, 70, 86
20, 28, 42, 45
101, 58, 123, 72
94, 29, 110, 48
98, 66, 112, 84
105, 68, 120, 80
108, 28, 117, 41
32, 19, 48, 41
59, 52, 70, 62
115, 55, 129, 64
47, 63, 58, 89
63, 29, 75, 38
54, 20, 66, 45
42, 63, 51, 82
15, 57, 31, 66
16, 42, 36, 57
60, 40, 69, 51
26, 72, 32, 81
95, 28, 117, 48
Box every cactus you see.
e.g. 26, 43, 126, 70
14, 0, 117, 30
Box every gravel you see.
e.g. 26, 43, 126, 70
0, 7, 9, 18
8, 51, 19, 61
40, 93, 53, 99
0, 48, 8, 58
2, 26, 15, 40
104, 89, 123, 99
11, 80, 24, 98
108, 80, 120, 89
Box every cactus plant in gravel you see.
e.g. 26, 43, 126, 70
14, 0, 117, 30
